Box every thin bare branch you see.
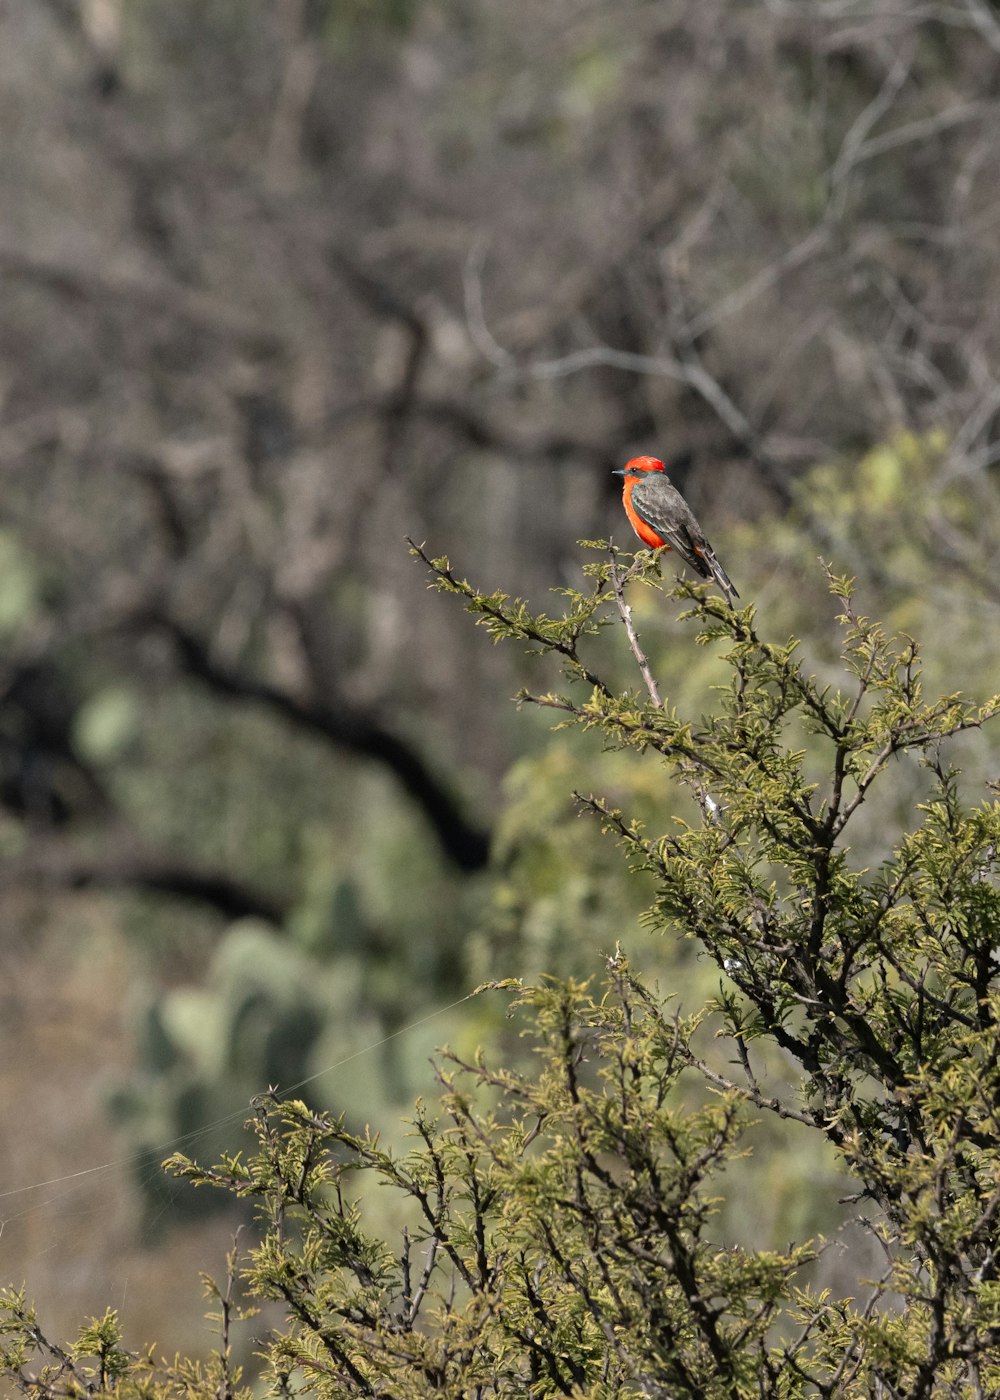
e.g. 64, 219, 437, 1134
608, 550, 662, 708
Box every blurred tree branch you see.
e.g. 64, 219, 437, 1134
0, 836, 290, 924
153, 613, 491, 873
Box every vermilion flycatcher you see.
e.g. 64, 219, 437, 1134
613, 456, 739, 606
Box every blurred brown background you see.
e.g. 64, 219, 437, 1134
3, 0, 1000, 1358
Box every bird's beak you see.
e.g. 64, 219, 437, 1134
611, 468, 626, 476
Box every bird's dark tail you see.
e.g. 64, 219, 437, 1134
705, 551, 739, 607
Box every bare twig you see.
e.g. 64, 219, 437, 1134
963, 0, 1000, 52
265, 0, 321, 191
463, 235, 514, 369
828, 54, 913, 202
608, 549, 661, 708
684, 225, 831, 340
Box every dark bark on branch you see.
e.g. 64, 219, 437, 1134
2, 840, 289, 924
158, 616, 491, 873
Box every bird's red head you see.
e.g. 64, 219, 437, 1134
614, 455, 666, 479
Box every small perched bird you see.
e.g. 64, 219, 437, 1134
613, 455, 739, 606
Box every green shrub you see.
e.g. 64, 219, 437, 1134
5, 551, 1000, 1397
